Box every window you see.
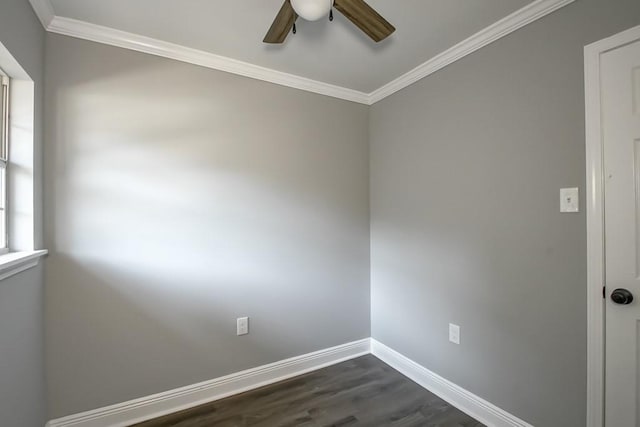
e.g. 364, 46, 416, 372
0, 42, 46, 277
0, 69, 9, 253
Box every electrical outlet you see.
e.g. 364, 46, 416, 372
237, 317, 249, 336
449, 323, 460, 345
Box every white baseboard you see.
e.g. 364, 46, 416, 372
370, 339, 534, 427
47, 338, 533, 427
46, 339, 370, 427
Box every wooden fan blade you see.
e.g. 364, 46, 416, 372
263, 0, 298, 44
333, 0, 395, 42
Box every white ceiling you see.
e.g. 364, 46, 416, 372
47, 0, 533, 93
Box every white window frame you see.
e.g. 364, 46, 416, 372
0, 41, 47, 281
0, 68, 9, 255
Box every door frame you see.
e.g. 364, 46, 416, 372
585, 24, 640, 427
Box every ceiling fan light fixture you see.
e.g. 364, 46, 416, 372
290, 0, 333, 22
263, 0, 395, 44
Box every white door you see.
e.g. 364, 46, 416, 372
604, 37, 640, 427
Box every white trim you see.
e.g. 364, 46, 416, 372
46, 17, 371, 105
584, 24, 640, 427
0, 250, 47, 281
27, 0, 54, 28
371, 339, 533, 427
45, 337, 543, 427
31, 0, 573, 105
368, 0, 575, 103
46, 338, 370, 427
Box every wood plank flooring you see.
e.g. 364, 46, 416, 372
134, 355, 484, 427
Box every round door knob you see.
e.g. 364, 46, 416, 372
611, 288, 634, 305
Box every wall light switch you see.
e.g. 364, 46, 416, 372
449, 323, 460, 345
237, 317, 249, 336
560, 188, 579, 213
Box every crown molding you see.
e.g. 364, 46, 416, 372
46, 16, 371, 105
368, 0, 576, 103
33, 0, 575, 105
28, 0, 55, 28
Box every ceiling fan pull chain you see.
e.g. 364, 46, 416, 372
329, 9, 333, 21
293, 22, 297, 34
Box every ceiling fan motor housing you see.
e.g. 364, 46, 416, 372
290, 0, 334, 21
263, 0, 394, 44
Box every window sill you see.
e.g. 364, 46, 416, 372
0, 250, 47, 281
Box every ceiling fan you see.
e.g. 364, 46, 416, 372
263, 0, 395, 44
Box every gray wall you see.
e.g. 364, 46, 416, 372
0, 0, 47, 426
44, 34, 370, 418
0, 265, 46, 427
369, 0, 640, 426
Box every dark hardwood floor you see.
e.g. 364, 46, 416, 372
134, 355, 484, 427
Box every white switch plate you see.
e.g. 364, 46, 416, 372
560, 188, 579, 213
237, 317, 249, 336
449, 323, 460, 345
